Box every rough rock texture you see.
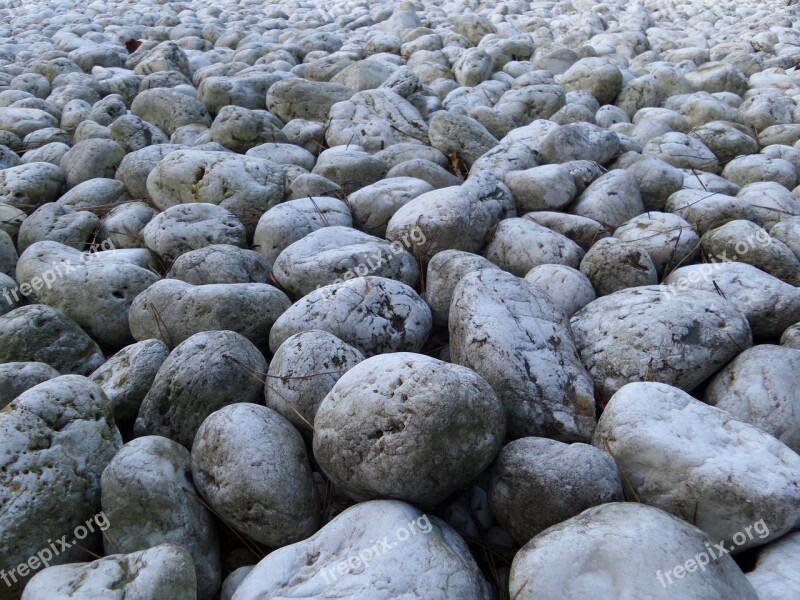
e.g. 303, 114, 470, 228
571, 286, 752, 400
705, 345, 800, 453
21, 545, 197, 600
134, 331, 267, 448
269, 277, 432, 357
450, 269, 596, 441
0, 376, 121, 599
101, 436, 220, 600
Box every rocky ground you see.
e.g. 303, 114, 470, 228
0, 0, 799, 598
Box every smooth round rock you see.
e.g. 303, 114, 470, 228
510, 502, 758, 600
129, 279, 290, 351
89, 339, 169, 427
705, 345, 800, 453
593, 382, 800, 552
490, 437, 623, 545
191, 403, 320, 547
0, 304, 104, 375
313, 352, 505, 506
571, 286, 753, 400
141, 203, 246, 264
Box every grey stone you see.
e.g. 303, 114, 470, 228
450, 269, 596, 441
314, 353, 505, 505
134, 331, 266, 448
192, 403, 320, 547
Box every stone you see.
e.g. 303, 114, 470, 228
450, 269, 596, 441
253, 195, 351, 260
101, 436, 220, 600
273, 226, 419, 298
17, 203, 100, 253
269, 277, 431, 357
0, 305, 104, 375
593, 382, 800, 551
141, 203, 246, 264
266, 78, 354, 123
15, 241, 160, 349
580, 237, 658, 296
701, 220, 800, 280
570, 169, 645, 230
209, 105, 288, 153
643, 132, 719, 172
167, 244, 273, 285
613, 212, 700, 277
0, 107, 58, 138
523, 211, 609, 251
386, 173, 515, 263
0, 162, 65, 208
56, 178, 130, 211
524, 264, 596, 317
232, 500, 492, 600
484, 217, 585, 276
560, 57, 623, 104
0, 361, 59, 407
347, 177, 434, 237
314, 352, 504, 505
134, 331, 266, 448
503, 164, 577, 212
746, 532, 800, 600
665, 189, 758, 234
245, 142, 315, 171
265, 331, 364, 434
0, 375, 121, 598
89, 339, 169, 427
510, 502, 758, 600
191, 403, 320, 547
428, 111, 498, 170
738, 182, 800, 230
453, 48, 494, 87
540, 122, 620, 165
705, 345, 800, 453
423, 250, 500, 327
59, 138, 125, 189
690, 120, 759, 163
571, 286, 753, 400
663, 261, 800, 338
20, 545, 197, 600
131, 88, 212, 135
326, 88, 429, 151
97, 202, 157, 250
129, 279, 289, 352
489, 437, 623, 545
311, 146, 385, 195
146, 150, 284, 236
